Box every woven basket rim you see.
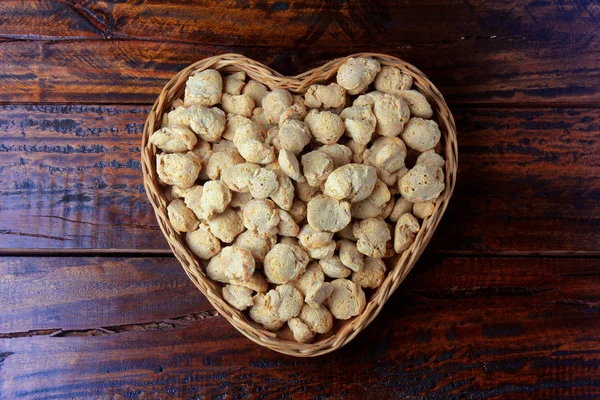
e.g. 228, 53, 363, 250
141, 53, 458, 357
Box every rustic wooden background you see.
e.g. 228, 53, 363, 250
1, 1, 599, 398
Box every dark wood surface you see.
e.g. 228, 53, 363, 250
1, 1, 599, 399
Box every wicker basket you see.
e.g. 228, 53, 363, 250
141, 53, 458, 357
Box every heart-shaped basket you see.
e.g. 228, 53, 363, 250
141, 53, 458, 357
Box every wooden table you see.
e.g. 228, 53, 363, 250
1, 1, 599, 398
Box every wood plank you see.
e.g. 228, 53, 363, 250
1, 0, 597, 47
1, 256, 600, 398
0, 257, 212, 334
1, 105, 598, 253
0, 36, 598, 104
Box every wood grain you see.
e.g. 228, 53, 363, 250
1, 105, 598, 253
0, 0, 599, 105
1, 0, 597, 46
0, 257, 212, 334
2, 256, 599, 398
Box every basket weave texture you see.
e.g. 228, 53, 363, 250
141, 53, 458, 357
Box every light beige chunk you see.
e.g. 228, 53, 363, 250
381, 198, 395, 219
306, 282, 334, 308
222, 284, 253, 311
307, 195, 351, 233
242, 199, 280, 237
229, 191, 254, 208
394, 213, 420, 253
413, 200, 436, 219
317, 144, 352, 169
288, 318, 316, 343
340, 106, 376, 145
167, 199, 199, 232
278, 149, 305, 182
156, 152, 201, 189
278, 119, 312, 154
231, 271, 269, 293
232, 118, 263, 146
337, 223, 356, 241
398, 90, 433, 119
165, 106, 190, 128
351, 179, 392, 219
346, 139, 367, 163
301, 151, 334, 188
288, 200, 307, 224
338, 239, 364, 272
352, 257, 386, 289
325, 279, 366, 320
208, 245, 256, 283
275, 284, 303, 321
212, 139, 237, 152
278, 209, 300, 237
223, 71, 246, 95
221, 93, 255, 118
186, 222, 221, 260
353, 217, 391, 258
398, 164, 445, 202
150, 126, 197, 153
221, 162, 261, 192
294, 180, 319, 202
279, 237, 298, 246
270, 172, 295, 211
238, 139, 275, 165
200, 180, 231, 217
169, 185, 191, 200
206, 149, 244, 180
319, 256, 352, 279
248, 168, 279, 199
294, 262, 324, 296
417, 149, 445, 168
222, 114, 253, 141
181, 185, 205, 220
264, 126, 281, 151
336, 57, 381, 95
363, 136, 407, 180
306, 241, 336, 260
298, 304, 333, 334
191, 140, 213, 180
264, 243, 309, 284
389, 197, 414, 222
323, 164, 377, 203
374, 66, 413, 95
401, 117, 441, 152
304, 109, 345, 145
354, 92, 410, 137
234, 230, 276, 262
250, 291, 285, 330
187, 105, 226, 143
184, 69, 222, 107
279, 95, 308, 125
208, 208, 244, 243
243, 80, 269, 106
304, 83, 346, 109
251, 107, 270, 131
262, 88, 293, 124
298, 224, 334, 249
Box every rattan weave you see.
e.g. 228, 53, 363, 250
141, 53, 458, 357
